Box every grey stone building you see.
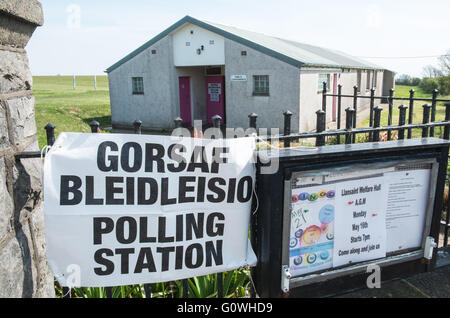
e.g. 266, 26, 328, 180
107, 16, 394, 133
0, 0, 54, 297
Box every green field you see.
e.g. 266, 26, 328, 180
33, 75, 111, 148
33, 78, 450, 149
360, 85, 450, 139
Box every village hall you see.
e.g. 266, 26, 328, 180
106, 16, 394, 133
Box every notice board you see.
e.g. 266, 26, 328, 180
288, 159, 435, 278
252, 138, 449, 297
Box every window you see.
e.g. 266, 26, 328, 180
205, 67, 222, 75
132, 77, 144, 95
253, 75, 269, 95
366, 70, 371, 90
318, 74, 331, 91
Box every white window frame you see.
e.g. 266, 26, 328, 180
253, 75, 270, 96
318, 74, 331, 91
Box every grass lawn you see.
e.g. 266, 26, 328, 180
360, 85, 450, 139
33, 75, 111, 148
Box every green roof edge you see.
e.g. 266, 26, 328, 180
105, 15, 305, 73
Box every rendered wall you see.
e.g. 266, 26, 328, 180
108, 36, 177, 130
173, 23, 225, 67
299, 68, 385, 132
224, 39, 301, 133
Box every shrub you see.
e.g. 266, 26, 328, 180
419, 77, 439, 93
437, 75, 450, 95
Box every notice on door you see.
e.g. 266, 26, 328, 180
208, 83, 221, 102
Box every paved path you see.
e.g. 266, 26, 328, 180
335, 246, 450, 298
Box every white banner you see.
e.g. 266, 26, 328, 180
44, 133, 257, 287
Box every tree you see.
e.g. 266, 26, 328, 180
419, 51, 450, 95
437, 50, 450, 76
422, 65, 442, 78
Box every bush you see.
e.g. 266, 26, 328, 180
396, 74, 421, 86
411, 77, 421, 86
437, 75, 450, 95
419, 77, 439, 93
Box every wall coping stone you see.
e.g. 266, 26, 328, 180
0, 0, 43, 26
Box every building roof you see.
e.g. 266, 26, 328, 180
106, 15, 384, 73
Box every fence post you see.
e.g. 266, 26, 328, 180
352, 86, 358, 143
407, 89, 415, 139
144, 284, 152, 298
430, 89, 438, 137
132, 120, 152, 298
182, 279, 189, 298
369, 88, 375, 141
212, 113, 224, 297
444, 103, 450, 140
174, 117, 183, 128
212, 114, 222, 140
337, 84, 342, 130
283, 110, 293, 148
248, 113, 258, 129
387, 88, 394, 140
45, 123, 55, 146
89, 120, 100, 133
315, 109, 326, 147
372, 106, 383, 142
369, 88, 375, 127
62, 287, 71, 298
89, 119, 112, 297
212, 115, 222, 129
398, 104, 408, 140
422, 104, 431, 138
345, 107, 354, 145
133, 120, 142, 134
322, 82, 327, 112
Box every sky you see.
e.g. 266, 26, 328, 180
26, 0, 450, 77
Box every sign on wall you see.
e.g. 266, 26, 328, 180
44, 133, 257, 287
289, 160, 432, 277
231, 75, 247, 82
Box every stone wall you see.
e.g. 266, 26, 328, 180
0, 0, 54, 297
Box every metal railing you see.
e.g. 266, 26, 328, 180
15, 84, 450, 297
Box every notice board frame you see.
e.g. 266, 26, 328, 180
251, 138, 450, 298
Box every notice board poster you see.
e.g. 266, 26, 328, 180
289, 160, 433, 277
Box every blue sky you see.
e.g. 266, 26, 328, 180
27, 0, 450, 77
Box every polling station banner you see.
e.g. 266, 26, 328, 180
44, 133, 257, 287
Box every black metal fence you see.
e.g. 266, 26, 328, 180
15, 84, 450, 298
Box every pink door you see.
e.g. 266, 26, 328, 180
205, 76, 225, 124
179, 77, 191, 125
332, 74, 338, 121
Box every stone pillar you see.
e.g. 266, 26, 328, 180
0, 0, 54, 297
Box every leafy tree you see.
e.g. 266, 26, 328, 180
419, 51, 450, 94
